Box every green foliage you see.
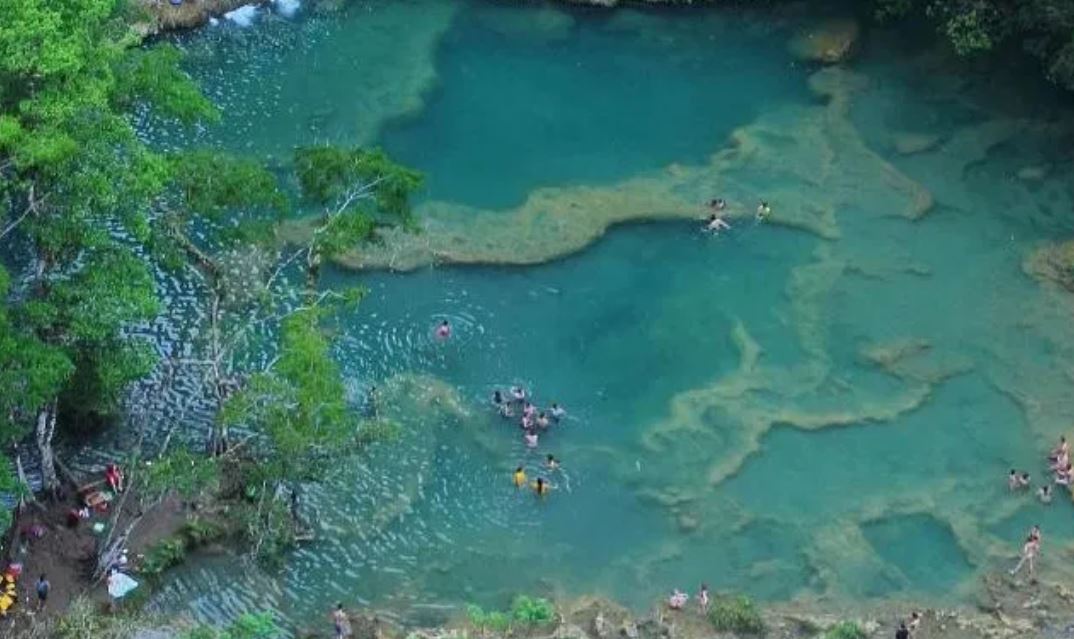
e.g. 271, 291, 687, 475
510, 595, 556, 625
51, 596, 150, 639
707, 595, 765, 635
114, 44, 219, 124
143, 447, 221, 501
169, 151, 288, 222
467, 604, 512, 636
825, 621, 867, 639
182, 612, 282, 639
140, 536, 187, 577
295, 145, 423, 217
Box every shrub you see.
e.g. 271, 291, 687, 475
510, 595, 555, 625
707, 595, 764, 635
826, 621, 866, 639
140, 536, 187, 576
467, 604, 511, 636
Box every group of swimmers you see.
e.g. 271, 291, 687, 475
701, 198, 771, 234
492, 387, 566, 497
1008, 435, 1072, 505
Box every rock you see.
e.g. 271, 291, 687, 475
619, 621, 639, 639
1017, 165, 1049, 181
675, 513, 700, 533
636, 618, 672, 639
892, 132, 941, 155
788, 19, 860, 64
555, 624, 591, 639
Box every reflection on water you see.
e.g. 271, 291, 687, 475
141, 0, 1074, 631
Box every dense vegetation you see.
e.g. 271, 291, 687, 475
0, 0, 421, 581
875, 0, 1074, 89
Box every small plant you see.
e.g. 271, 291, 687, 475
707, 595, 765, 635
140, 536, 187, 576
510, 595, 555, 626
467, 604, 511, 636
825, 621, 866, 639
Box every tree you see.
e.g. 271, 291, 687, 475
0, 0, 214, 496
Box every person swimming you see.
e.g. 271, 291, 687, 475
1019, 472, 1031, 489
435, 319, 451, 340
521, 414, 535, 431
1008, 469, 1021, 491
513, 466, 527, 488
1057, 463, 1073, 486
546, 454, 559, 471
756, 200, 771, 220
533, 477, 551, 496
1050, 435, 1069, 462
550, 403, 565, 421
492, 390, 503, 406
536, 412, 550, 430
704, 214, 731, 233
523, 402, 536, 419
500, 402, 515, 418
511, 386, 526, 403
708, 198, 727, 212
1039, 484, 1053, 504
524, 430, 538, 448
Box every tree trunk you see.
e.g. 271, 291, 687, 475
35, 401, 59, 498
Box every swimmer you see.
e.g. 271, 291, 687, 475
521, 414, 535, 431
523, 402, 536, 418
533, 477, 551, 496
756, 200, 771, 220
524, 430, 538, 448
435, 319, 451, 340
550, 403, 565, 421
511, 386, 526, 403
499, 402, 515, 418
1018, 472, 1032, 489
1051, 448, 1069, 471
1008, 469, 1020, 491
545, 454, 559, 471
1039, 484, 1053, 504
708, 198, 727, 212
492, 390, 503, 406
1056, 463, 1072, 486
704, 215, 731, 234
697, 584, 709, 612
536, 412, 550, 430
667, 589, 688, 610
513, 466, 527, 488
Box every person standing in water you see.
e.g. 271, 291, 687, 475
545, 454, 559, 471
756, 200, 771, 220
1010, 532, 1040, 578
513, 466, 527, 488
704, 214, 731, 234
533, 477, 551, 496
435, 319, 451, 340
550, 403, 566, 421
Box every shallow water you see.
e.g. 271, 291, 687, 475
149, 0, 1074, 630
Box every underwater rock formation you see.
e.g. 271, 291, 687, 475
787, 19, 860, 64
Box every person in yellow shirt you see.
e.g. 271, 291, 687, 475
513, 466, 527, 488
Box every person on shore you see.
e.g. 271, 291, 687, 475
105, 463, 124, 493
895, 622, 910, 639
697, 584, 709, 612
1010, 533, 1040, 578
1029, 525, 1041, 543
533, 477, 551, 497
1038, 484, 1053, 504
907, 611, 921, 631
524, 430, 538, 448
550, 403, 566, 421
35, 574, 48, 611
513, 466, 527, 488
536, 412, 550, 430
333, 603, 352, 638
545, 454, 559, 471
756, 200, 771, 221
667, 589, 688, 610
704, 214, 731, 234
435, 319, 451, 340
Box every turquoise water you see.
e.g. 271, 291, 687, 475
149, 0, 1074, 631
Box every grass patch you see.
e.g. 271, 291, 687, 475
467, 595, 556, 636
825, 621, 866, 639
707, 595, 765, 635
139, 516, 227, 578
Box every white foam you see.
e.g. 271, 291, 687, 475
208, 16, 219, 27
224, 4, 259, 27
272, 0, 301, 18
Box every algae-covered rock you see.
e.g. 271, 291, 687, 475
1023, 240, 1074, 292
788, 19, 860, 64
1017, 165, 1050, 181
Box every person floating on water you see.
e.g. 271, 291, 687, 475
703, 214, 731, 234
513, 466, 527, 488
511, 386, 527, 404
1038, 484, 1053, 504
546, 454, 559, 471
435, 319, 451, 340
756, 200, 771, 221
708, 198, 727, 212
492, 390, 503, 407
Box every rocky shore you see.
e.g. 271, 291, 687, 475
317, 575, 1074, 639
